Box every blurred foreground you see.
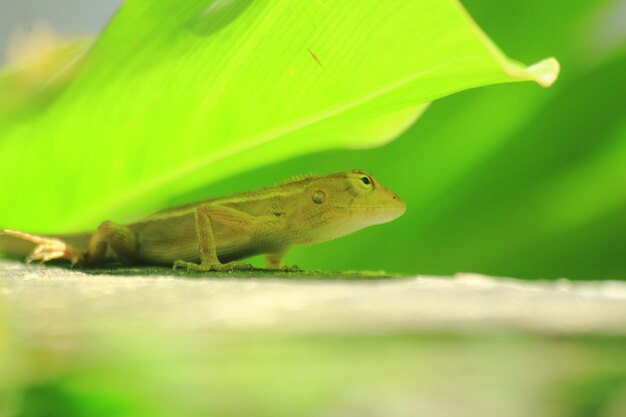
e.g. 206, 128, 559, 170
1, 261, 625, 417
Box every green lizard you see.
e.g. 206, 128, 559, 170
0, 169, 405, 271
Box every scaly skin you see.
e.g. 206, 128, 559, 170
0, 170, 406, 271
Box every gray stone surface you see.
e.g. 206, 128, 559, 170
1, 260, 625, 336
2, 260, 626, 417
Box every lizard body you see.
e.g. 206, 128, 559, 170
0, 169, 405, 271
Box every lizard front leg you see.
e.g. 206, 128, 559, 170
173, 205, 253, 272
265, 253, 284, 269
264, 252, 299, 272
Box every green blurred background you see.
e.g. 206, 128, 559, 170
1, 0, 625, 280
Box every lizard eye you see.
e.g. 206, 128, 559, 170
357, 175, 373, 190
312, 190, 327, 204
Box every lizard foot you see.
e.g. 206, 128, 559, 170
0, 229, 83, 265
280, 264, 300, 272
173, 259, 254, 272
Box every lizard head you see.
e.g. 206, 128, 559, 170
292, 169, 406, 244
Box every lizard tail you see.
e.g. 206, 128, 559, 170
0, 230, 37, 258
0, 229, 91, 261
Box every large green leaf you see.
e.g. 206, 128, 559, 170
0, 0, 557, 232
212, 0, 623, 279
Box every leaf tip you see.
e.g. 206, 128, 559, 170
501, 56, 560, 88
527, 57, 560, 88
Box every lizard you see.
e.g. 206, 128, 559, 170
0, 169, 406, 271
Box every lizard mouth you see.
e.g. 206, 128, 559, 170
336, 205, 405, 209
337, 205, 406, 217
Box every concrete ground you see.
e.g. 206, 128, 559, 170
1, 260, 625, 417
